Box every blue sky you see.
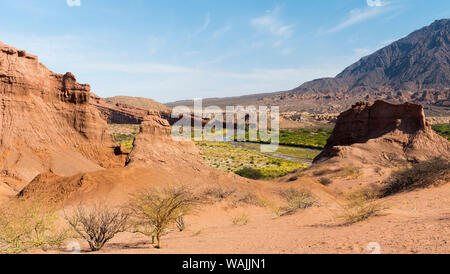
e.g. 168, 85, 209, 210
0, 0, 448, 102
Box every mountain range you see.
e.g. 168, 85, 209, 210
166, 19, 450, 116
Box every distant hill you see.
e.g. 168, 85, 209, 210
105, 96, 170, 112
167, 19, 450, 116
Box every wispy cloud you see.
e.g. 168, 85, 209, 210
212, 22, 232, 39
187, 12, 212, 40
251, 6, 295, 39
250, 6, 296, 54
66, 0, 81, 7
320, 1, 394, 34
201, 12, 211, 31
193, 12, 211, 36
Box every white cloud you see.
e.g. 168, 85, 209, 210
250, 6, 295, 54
66, 0, 81, 7
251, 6, 295, 39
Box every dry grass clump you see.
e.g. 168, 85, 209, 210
65, 204, 130, 252
232, 214, 250, 225
378, 158, 450, 197
0, 201, 68, 254
312, 168, 334, 177
337, 190, 385, 225
202, 185, 236, 201
129, 186, 197, 249
202, 185, 259, 207
278, 188, 317, 216
332, 166, 362, 179
313, 166, 362, 179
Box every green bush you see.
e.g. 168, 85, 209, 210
235, 167, 264, 180
0, 202, 68, 254
130, 186, 196, 249
432, 124, 450, 140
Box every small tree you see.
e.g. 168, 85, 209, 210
130, 186, 196, 249
65, 204, 130, 252
0, 201, 68, 254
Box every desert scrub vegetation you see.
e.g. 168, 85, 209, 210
113, 133, 136, 151
318, 177, 333, 186
232, 214, 250, 226
338, 191, 385, 225
239, 143, 321, 160
235, 167, 263, 180
278, 188, 318, 216
0, 202, 68, 254
202, 185, 236, 201
197, 141, 307, 179
432, 123, 450, 141
65, 204, 130, 252
202, 185, 259, 207
130, 186, 197, 249
312, 166, 362, 179
279, 128, 332, 149
332, 166, 362, 179
108, 124, 139, 151
378, 158, 450, 197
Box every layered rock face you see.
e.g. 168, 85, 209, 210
90, 94, 147, 124
314, 101, 450, 166
0, 42, 122, 182
126, 113, 205, 172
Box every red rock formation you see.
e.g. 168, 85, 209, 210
314, 100, 450, 166
0, 41, 123, 182
90, 93, 148, 124
126, 113, 205, 172
18, 112, 245, 206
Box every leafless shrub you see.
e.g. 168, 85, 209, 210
130, 186, 196, 248
65, 204, 130, 252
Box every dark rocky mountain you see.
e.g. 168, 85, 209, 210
167, 19, 450, 116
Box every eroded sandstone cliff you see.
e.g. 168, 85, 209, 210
0, 41, 123, 182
